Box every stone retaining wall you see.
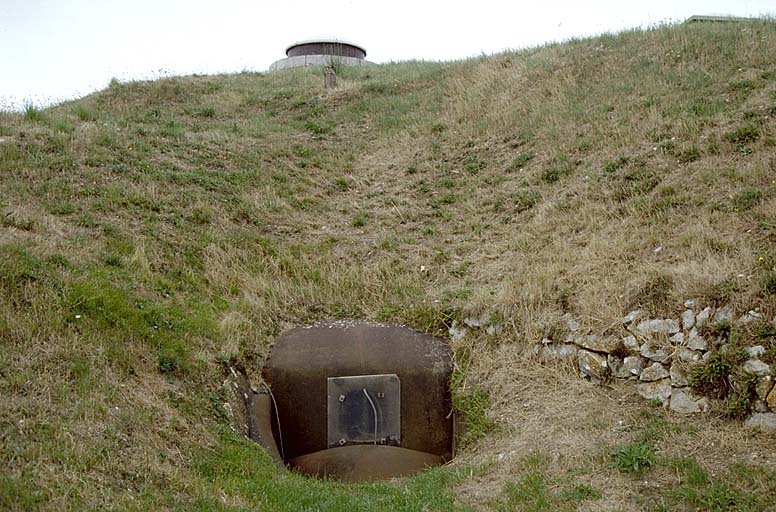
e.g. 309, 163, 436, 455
451, 302, 776, 431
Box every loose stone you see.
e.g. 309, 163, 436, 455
676, 347, 702, 363
767, 386, 776, 410
746, 345, 765, 358
636, 379, 672, 402
670, 364, 689, 387
714, 305, 733, 325
538, 343, 579, 361
739, 310, 763, 324
754, 400, 770, 413
695, 307, 713, 328
448, 321, 467, 341
622, 356, 644, 378
562, 313, 580, 332
578, 350, 609, 380
612, 355, 643, 379
640, 362, 669, 382
622, 309, 642, 324
743, 359, 772, 377
682, 309, 695, 331
670, 388, 709, 414
755, 375, 773, 401
634, 319, 680, 335
640, 341, 670, 362
686, 328, 707, 351
572, 334, 621, 354
623, 335, 640, 351
669, 332, 685, 344
745, 413, 776, 431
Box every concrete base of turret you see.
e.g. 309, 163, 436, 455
269, 55, 373, 71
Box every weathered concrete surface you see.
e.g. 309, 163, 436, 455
289, 445, 443, 482
232, 369, 284, 464
269, 55, 373, 71
262, 320, 453, 461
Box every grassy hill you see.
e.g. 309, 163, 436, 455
2, 20, 776, 511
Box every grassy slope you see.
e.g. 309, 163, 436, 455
2, 21, 776, 511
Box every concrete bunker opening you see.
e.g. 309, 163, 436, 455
236, 319, 457, 483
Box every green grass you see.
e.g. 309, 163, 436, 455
650, 459, 776, 512
188, 428, 475, 512
498, 456, 602, 512
609, 441, 655, 474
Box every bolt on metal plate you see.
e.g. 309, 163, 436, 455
327, 374, 400, 449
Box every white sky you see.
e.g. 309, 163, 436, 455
0, 0, 773, 111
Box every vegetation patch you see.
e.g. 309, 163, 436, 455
3, 19, 776, 510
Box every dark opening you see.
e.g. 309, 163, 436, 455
250, 319, 455, 482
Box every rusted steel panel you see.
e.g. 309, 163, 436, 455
262, 320, 454, 461
289, 445, 444, 483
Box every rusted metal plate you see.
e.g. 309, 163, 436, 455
289, 445, 444, 483
262, 320, 453, 461
327, 374, 400, 448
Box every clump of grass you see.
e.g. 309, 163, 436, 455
725, 123, 759, 144
196, 106, 216, 118
513, 189, 541, 212
688, 349, 747, 400
352, 212, 369, 227
658, 459, 776, 512
541, 163, 573, 184
158, 352, 181, 373
304, 119, 332, 135
24, 104, 45, 122
73, 105, 98, 122
733, 188, 763, 211
463, 155, 486, 174
628, 273, 675, 317
677, 145, 701, 163
766, 272, 776, 295
609, 440, 655, 474
191, 206, 212, 224
508, 152, 534, 171
603, 156, 628, 173
334, 176, 350, 191
502, 456, 602, 511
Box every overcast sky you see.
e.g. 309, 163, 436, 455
1, 0, 773, 111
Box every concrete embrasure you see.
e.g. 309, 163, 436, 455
263, 320, 453, 465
